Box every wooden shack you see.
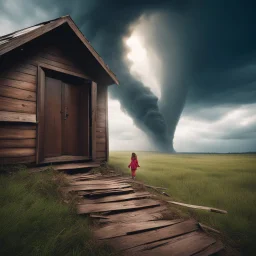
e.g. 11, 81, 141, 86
0, 15, 119, 166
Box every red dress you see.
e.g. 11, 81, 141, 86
128, 157, 140, 177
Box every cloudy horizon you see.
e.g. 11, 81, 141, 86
1, 0, 255, 153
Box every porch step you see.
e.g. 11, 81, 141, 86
28, 162, 100, 173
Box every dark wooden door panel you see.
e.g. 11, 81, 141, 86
44, 77, 62, 157
62, 82, 80, 155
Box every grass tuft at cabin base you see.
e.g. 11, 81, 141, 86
0, 166, 116, 256
109, 152, 256, 256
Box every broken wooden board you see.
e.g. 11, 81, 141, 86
70, 181, 128, 187
168, 201, 228, 214
67, 183, 131, 192
56, 163, 100, 171
70, 180, 130, 186
99, 206, 168, 224
77, 199, 161, 214
107, 219, 198, 251
193, 240, 224, 256
94, 219, 183, 239
66, 173, 102, 179
67, 176, 104, 182
82, 192, 151, 204
78, 187, 134, 197
133, 231, 216, 256
106, 205, 168, 217
100, 212, 163, 224
29, 163, 100, 173
198, 223, 221, 234
124, 230, 197, 254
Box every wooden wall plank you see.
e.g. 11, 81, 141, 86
96, 128, 105, 133
14, 66, 37, 76
97, 122, 106, 128
96, 131, 105, 138
96, 143, 106, 152
40, 51, 74, 66
0, 78, 36, 92
0, 111, 36, 123
0, 85, 36, 101
96, 157, 106, 162
0, 128, 36, 139
0, 123, 36, 130
0, 156, 35, 165
0, 139, 36, 148
97, 113, 106, 121
96, 138, 106, 144
0, 96, 36, 114
1, 71, 37, 83
0, 148, 36, 157
16, 63, 37, 71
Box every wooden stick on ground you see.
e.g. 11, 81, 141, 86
168, 201, 228, 214
162, 192, 171, 197
198, 223, 221, 234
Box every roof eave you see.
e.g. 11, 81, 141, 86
0, 16, 119, 85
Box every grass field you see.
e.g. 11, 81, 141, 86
0, 166, 116, 256
109, 152, 256, 256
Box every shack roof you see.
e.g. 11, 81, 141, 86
0, 15, 119, 85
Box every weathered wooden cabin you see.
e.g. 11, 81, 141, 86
0, 15, 119, 166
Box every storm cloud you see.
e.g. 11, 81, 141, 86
1, 0, 256, 152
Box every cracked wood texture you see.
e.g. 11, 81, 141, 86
66, 172, 225, 256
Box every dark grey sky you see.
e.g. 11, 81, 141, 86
0, 0, 255, 152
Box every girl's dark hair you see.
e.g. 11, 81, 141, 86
131, 152, 137, 159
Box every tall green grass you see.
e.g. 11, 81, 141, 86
0, 166, 116, 256
109, 152, 256, 256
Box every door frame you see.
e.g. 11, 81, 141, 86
36, 65, 97, 164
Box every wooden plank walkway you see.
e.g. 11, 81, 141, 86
28, 162, 100, 173
63, 172, 224, 256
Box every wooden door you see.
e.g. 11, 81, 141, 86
42, 75, 89, 162
44, 77, 62, 158
62, 82, 80, 155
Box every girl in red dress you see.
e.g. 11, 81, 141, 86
128, 152, 140, 179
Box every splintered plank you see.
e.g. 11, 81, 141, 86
100, 212, 163, 224
70, 180, 128, 186
78, 187, 134, 196
107, 219, 198, 251
83, 192, 151, 204
99, 206, 168, 224
66, 175, 102, 181
66, 173, 102, 179
94, 219, 182, 239
193, 240, 224, 256
77, 199, 161, 214
124, 231, 197, 254
168, 201, 227, 214
107, 205, 168, 218
68, 183, 131, 192
55, 162, 100, 171
29, 164, 100, 173
134, 231, 216, 256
